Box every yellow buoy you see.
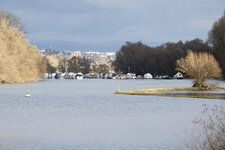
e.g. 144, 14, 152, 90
25, 90, 31, 98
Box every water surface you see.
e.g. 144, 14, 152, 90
0, 79, 225, 150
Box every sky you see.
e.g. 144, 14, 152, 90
0, 0, 225, 52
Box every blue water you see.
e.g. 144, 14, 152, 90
0, 79, 224, 150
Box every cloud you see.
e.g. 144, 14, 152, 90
1, 0, 224, 50
86, 0, 149, 10
0, 0, 93, 13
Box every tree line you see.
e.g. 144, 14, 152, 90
58, 56, 91, 74
113, 12, 225, 78
46, 56, 110, 74
113, 39, 212, 77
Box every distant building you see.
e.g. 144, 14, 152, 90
41, 49, 116, 61
70, 51, 81, 58
39, 49, 46, 55
81, 51, 115, 61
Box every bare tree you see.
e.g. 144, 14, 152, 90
186, 106, 225, 150
97, 64, 110, 74
0, 9, 25, 32
176, 50, 222, 88
58, 58, 67, 73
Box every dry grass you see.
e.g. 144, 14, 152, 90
115, 86, 225, 100
0, 18, 46, 84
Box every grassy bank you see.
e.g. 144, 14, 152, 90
114, 86, 225, 100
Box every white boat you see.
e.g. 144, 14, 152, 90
126, 73, 132, 79
126, 73, 137, 79
85, 73, 98, 79
137, 75, 143, 79
76, 72, 83, 80
51, 73, 56, 79
66, 72, 75, 79
173, 72, 183, 79
131, 73, 136, 79
60, 73, 66, 79
144, 73, 153, 79
73, 73, 77, 79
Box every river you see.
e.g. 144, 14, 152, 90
0, 79, 225, 150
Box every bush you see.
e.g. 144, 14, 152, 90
186, 105, 225, 150
0, 18, 46, 83
176, 50, 222, 88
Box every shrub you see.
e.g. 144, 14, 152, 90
186, 105, 225, 150
176, 50, 222, 88
0, 18, 46, 83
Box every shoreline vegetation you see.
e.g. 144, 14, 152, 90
1, 10, 225, 88
0, 78, 45, 85
0, 12, 46, 84
114, 86, 225, 100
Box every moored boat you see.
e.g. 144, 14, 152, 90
76, 72, 83, 80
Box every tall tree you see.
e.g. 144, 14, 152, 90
208, 11, 225, 78
67, 56, 91, 73
46, 58, 56, 73
58, 58, 67, 73
67, 56, 79, 72
113, 40, 212, 77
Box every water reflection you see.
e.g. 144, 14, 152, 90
163, 89, 225, 99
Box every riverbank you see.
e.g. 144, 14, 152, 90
115, 86, 225, 100
0, 78, 44, 85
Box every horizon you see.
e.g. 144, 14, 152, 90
31, 40, 162, 52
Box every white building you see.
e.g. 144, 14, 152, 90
81, 51, 115, 61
